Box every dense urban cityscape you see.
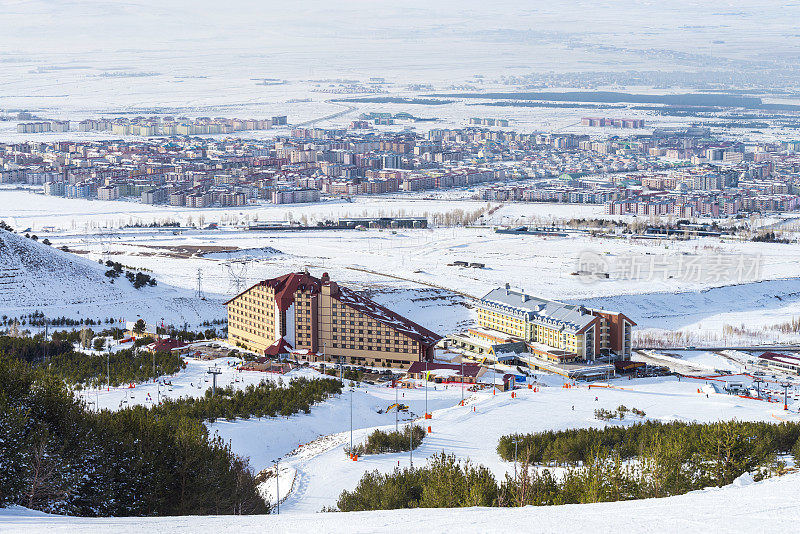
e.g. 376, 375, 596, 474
3, 119, 800, 217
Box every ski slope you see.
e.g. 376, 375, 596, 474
73, 350, 800, 514
273, 375, 800, 513
73, 355, 318, 412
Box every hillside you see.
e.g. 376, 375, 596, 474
0, 230, 223, 326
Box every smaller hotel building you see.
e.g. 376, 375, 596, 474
226, 271, 441, 368
473, 285, 635, 363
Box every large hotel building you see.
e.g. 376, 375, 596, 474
226, 271, 441, 368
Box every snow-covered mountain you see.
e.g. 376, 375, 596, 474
0, 230, 223, 326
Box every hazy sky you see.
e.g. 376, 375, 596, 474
2, 0, 798, 65
1, 1, 799, 118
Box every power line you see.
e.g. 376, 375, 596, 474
224, 259, 249, 294
196, 268, 205, 300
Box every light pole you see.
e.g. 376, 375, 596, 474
395, 379, 399, 433
425, 358, 428, 417
461, 358, 464, 406
272, 458, 280, 514
511, 436, 522, 483
350, 386, 354, 456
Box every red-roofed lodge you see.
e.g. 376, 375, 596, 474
226, 271, 442, 369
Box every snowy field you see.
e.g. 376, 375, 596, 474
0, 190, 598, 230
72, 351, 469, 476
64, 339, 800, 516
2, 471, 799, 533
5, 1, 800, 529
73, 355, 308, 412
75, 345, 800, 513
0, 225, 225, 327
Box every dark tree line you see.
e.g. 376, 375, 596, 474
0, 353, 344, 517
2, 314, 120, 327
0, 356, 268, 516
496, 420, 800, 470
102, 260, 156, 288
333, 453, 498, 511
752, 231, 790, 243
49, 348, 184, 388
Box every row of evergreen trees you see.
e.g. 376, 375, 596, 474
53, 348, 185, 388
1, 315, 119, 327
1, 349, 344, 516
496, 420, 800, 470
334, 420, 800, 512
0, 335, 74, 363
347, 425, 426, 456
0, 356, 268, 516
150, 377, 342, 422
333, 453, 498, 511
0, 335, 183, 387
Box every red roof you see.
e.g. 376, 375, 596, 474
225, 271, 441, 348
759, 352, 800, 365
407, 361, 482, 377
224, 271, 328, 310
334, 285, 442, 348
150, 338, 187, 352
265, 337, 293, 356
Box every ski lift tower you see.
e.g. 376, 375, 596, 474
207, 365, 223, 396
781, 382, 792, 411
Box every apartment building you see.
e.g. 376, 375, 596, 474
271, 187, 320, 204
226, 272, 441, 368
97, 185, 119, 201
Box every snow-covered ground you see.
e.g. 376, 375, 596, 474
1, 0, 799, 141
0, 190, 592, 230
68, 343, 800, 516
6, 364, 800, 531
